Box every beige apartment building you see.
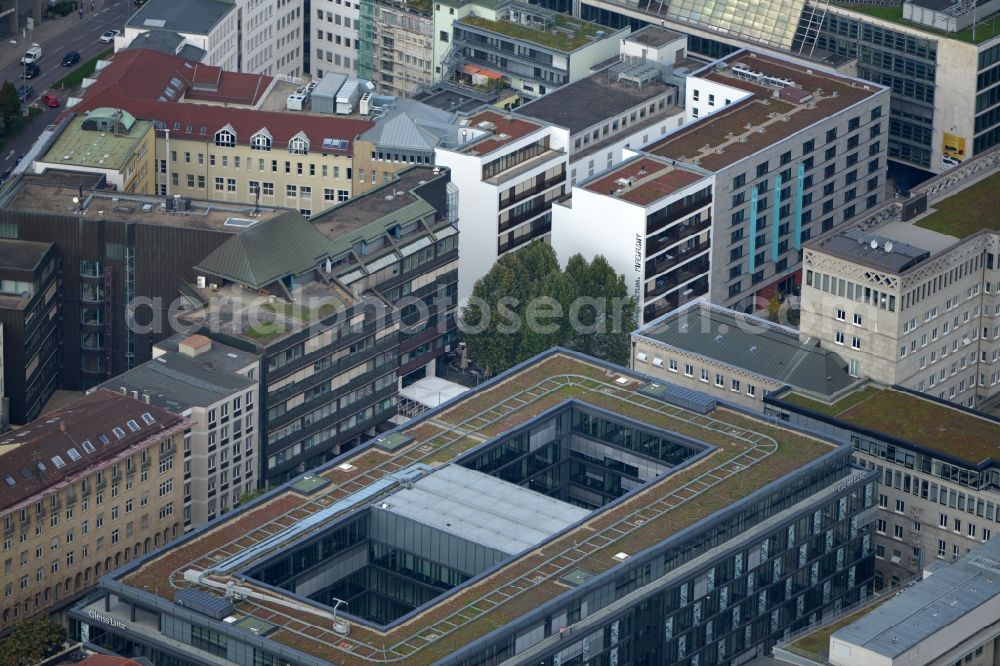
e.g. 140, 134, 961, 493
0, 390, 188, 633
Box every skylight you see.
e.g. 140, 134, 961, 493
35, 461, 46, 473
141, 413, 156, 425
81, 440, 95, 453
127, 420, 140, 432
67, 448, 81, 462
51, 456, 66, 469
112, 427, 126, 439
98, 434, 110, 445
4, 476, 15, 487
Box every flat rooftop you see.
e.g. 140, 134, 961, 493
97, 335, 256, 412
458, 109, 544, 156
636, 303, 856, 396
913, 169, 1000, 238
832, 3, 1000, 44
458, 12, 610, 53
582, 155, 707, 206
310, 167, 439, 240
411, 84, 503, 114
783, 590, 897, 659
807, 227, 930, 273
0, 239, 52, 272
5, 171, 292, 232
832, 537, 1000, 659
646, 51, 881, 172
518, 62, 675, 134
40, 116, 153, 171
775, 384, 1000, 466
127, 0, 233, 35
625, 25, 686, 48
119, 350, 836, 664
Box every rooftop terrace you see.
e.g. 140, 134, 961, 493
458, 9, 610, 53
775, 384, 1000, 466
119, 350, 836, 664
583, 156, 707, 206
458, 109, 544, 156
646, 52, 881, 171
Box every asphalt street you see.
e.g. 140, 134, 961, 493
1, 0, 129, 168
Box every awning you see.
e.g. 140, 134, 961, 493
462, 64, 502, 80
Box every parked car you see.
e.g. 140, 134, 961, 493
42, 95, 60, 108
20, 64, 40, 79
16, 85, 33, 103
20, 44, 41, 65
61, 51, 80, 67
99, 30, 120, 44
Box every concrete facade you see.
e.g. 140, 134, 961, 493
311, 0, 361, 77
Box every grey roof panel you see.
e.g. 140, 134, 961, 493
833, 537, 1000, 659
811, 227, 930, 273
636, 304, 855, 396
382, 466, 590, 555
126, 0, 234, 35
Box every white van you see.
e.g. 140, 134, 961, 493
20, 44, 42, 65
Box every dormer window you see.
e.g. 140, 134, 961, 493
214, 125, 236, 147
288, 133, 309, 155
251, 129, 272, 151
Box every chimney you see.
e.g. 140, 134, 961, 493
178, 334, 212, 358
142, 393, 151, 404
59, 421, 65, 433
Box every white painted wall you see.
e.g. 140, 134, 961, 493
620, 31, 685, 68
312, 0, 361, 76
684, 76, 751, 123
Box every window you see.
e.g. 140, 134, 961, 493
250, 131, 272, 151
214, 127, 236, 147
852, 336, 861, 350
288, 135, 309, 155
853, 313, 862, 325
893, 524, 904, 539
895, 499, 904, 513
715, 373, 724, 387
835, 331, 845, 345
876, 518, 886, 534
836, 308, 845, 321
730, 379, 740, 392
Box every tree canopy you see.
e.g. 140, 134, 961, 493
0, 617, 66, 666
461, 241, 636, 375
0, 81, 20, 133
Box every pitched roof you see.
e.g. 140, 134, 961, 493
359, 99, 460, 150
74, 50, 372, 152
636, 303, 856, 396
194, 212, 334, 288
0, 390, 186, 513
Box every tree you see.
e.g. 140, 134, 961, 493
0, 81, 20, 135
461, 242, 636, 375
0, 617, 66, 666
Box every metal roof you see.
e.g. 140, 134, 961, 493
195, 212, 332, 288
833, 537, 1000, 659
382, 466, 590, 555
810, 227, 930, 273
636, 303, 856, 396
359, 99, 461, 151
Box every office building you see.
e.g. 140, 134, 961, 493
357, 0, 435, 97
0, 240, 60, 426
0, 169, 295, 390
451, 0, 626, 98
773, 523, 1000, 666
640, 49, 889, 312
0, 391, 189, 635
517, 26, 687, 187
180, 166, 456, 482
97, 335, 260, 529
631, 302, 857, 410
119, 0, 305, 76
70, 348, 876, 665
765, 381, 1000, 586
551, 154, 713, 323
435, 108, 569, 299
799, 146, 1000, 409
311, 0, 361, 77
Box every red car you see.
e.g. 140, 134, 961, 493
41, 95, 59, 108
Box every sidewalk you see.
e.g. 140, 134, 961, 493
0, 11, 90, 73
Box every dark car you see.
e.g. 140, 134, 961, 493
16, 86, 33, 103
61, 51, 80, 67
20, 63, 40, 79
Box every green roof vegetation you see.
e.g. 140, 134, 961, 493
780, 385, 1000, 465
835, 3, 1000, 44
41, 115, 152, 171
460, 13, 607, 51
787, 593, 896, 658
915, 173, 1000, 238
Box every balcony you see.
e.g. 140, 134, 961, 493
645, 217, 711, 258
498, 169, 566, 209
498, 197, 555, 234
646, 197, 711, 236
643, 276, 708, 322
644, 244, 710, 281
644, 257, 710, 301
